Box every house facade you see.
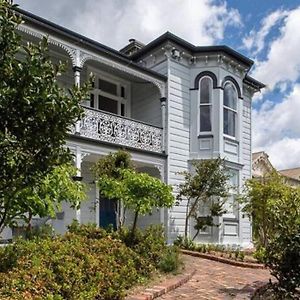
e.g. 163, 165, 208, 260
252, 151, 300, 186
1, 8, 265, 247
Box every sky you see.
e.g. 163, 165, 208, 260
16, 0, 300, 170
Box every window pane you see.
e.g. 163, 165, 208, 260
224, 83, 237, 109
121, 86, 126, 98
121, 103, 125, 116
98, 78, 117, 95
90, 93, 95, 108
200, 77, 211, 103
224, 108, 236, 136
98, 95, 118, 114
200, 105, 211, 132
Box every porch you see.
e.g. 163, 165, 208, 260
51, 142, 167, 235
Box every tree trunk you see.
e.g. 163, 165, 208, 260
192, 229, 200, 241
184, 198, 191, 239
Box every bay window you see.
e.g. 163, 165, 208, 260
223, 82, 237, 137
199, 77, 212, 133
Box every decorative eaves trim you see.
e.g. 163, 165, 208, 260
17, 24, 167, 97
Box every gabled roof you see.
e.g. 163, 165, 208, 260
279, 167, 300, 181
13, 8, 167, 82
252, 151, 275, 177
252, 151, 266, 162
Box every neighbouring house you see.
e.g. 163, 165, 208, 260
1, 8, 265, 247
279, 167, 300, 186
252, 151, 300, 186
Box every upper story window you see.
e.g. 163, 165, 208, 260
223, 82, 237, 137
90, 73, 128, 117
199, 77, 212, 133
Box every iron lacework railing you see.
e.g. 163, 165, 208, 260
69, 106, 163, 153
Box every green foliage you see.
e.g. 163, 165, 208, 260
177, 158, 230, 239
242, 172, 300, 297
241, 171, 293, 248
98, 168, 175, 235
93, 149, 134, 180
0, 223, 181, 299
0, 233, 152, 300
264, 233, 300, 299
0, 1, 89, 233
158, 246, 180, 273
25, 224, 55, 240
16, 164, 86, 228
68, 222, 180, 274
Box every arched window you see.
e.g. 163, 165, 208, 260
223, 82, 237, 137
199, 77, 212, 132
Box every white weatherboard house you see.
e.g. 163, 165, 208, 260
1, 9, 265, 247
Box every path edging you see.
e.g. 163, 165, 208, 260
126, 269, 196, 300
181, 249, 265, 269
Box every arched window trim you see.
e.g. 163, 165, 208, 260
221, 76, 242, 99
194, 71, 218, 90
223, 81, 238, 138
198, 76, 213, 134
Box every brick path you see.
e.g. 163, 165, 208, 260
157, 255, 272, 300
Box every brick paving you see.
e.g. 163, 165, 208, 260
157, 255, 272, 300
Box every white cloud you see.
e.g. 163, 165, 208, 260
251, 6, 300, 91
17, 0, 241, 49
262, 138, 300, 170
253, 84, 300, 169
242, 9, 288, 55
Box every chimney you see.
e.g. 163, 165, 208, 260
120, 38, 145, 56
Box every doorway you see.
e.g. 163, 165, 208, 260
99, 197, 117, 229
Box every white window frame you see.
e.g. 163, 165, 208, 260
223, 82, 238, 138
88, 68, 131, 117
198, 76, 213, 135
223, 168, 239, 220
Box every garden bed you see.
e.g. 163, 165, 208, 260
181, 249, 265, 269
0, 223, 180, 300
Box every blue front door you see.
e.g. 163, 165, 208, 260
99, 197, 117, 229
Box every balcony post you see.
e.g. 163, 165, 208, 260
73, 66, 82, 134
160, 97, 167, 153
75, 146, 82, 223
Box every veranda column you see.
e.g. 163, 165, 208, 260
160, 97, 167, 153
73, 66, 82, 134
75, 146, 82, 223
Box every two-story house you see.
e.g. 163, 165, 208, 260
1, 8, 265, 247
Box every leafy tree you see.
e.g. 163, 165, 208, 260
97, 165, 175, 237
93, 150, 134, 228
0, 1, 89, 234
243, 172, 300, 297
93, 149, 134, 180
19, 164, 87, 232
177, 158, 230, 240
241, 171, 291, 248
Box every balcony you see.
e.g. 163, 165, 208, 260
70, 106, 163, 154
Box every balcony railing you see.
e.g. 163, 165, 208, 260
70, 106, 163, 153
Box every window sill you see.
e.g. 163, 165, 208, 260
198, 133, 213, 139
223, 134, 239, 144
223, 215, 239, 221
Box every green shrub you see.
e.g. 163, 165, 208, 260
253, 247, 266, 263
158, 246, 180, 273
25, 224, 55, 240
73, 223, 180, 272
174, 235, 195, 250
264, 232, 300, 298
67, 220, 109, 240
0, 233, 152, 300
